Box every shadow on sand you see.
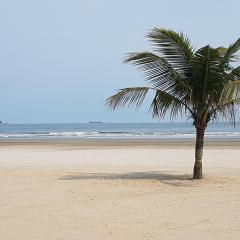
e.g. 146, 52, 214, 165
59, 171, 193, 187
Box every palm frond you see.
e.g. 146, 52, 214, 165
147, 28, 194, 72
124, 52, 171, 89
212, 102, 238, 125
149, 90, 191, 119
124, 51, 191, 98
223, 38, 240, 63
231, 66, 240, 78
190, 45, 223, 105
106, 87, 149, 110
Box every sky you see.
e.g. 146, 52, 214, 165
0, 0, 240, 123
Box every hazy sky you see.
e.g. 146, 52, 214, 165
0, 0, 240, 123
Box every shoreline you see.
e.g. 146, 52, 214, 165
1, 138, 240, 148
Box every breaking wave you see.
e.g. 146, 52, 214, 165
0, 130, 239, 139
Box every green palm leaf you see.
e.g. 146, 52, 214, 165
149, 90, 189, 119
106, 87, 149, 110
147, 28, 194, 71
223, 38, 240, 62
124, 51, 192, 100
231, 66, 240, 78
190, 46, 223, 105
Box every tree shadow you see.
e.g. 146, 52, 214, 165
59, 171, 193, 187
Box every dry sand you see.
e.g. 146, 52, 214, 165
0, 141, 240, 239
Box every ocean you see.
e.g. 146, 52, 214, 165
0, 122, 239, 140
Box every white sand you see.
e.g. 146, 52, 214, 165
0, 144, 240, 239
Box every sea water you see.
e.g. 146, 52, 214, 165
0, 122, 239, 140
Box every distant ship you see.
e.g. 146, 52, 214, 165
0, 121, 2, 124
89, 121, 103, 124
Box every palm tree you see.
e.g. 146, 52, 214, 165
106, 28, 240, 179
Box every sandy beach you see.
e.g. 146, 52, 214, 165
0, 140, 240, 239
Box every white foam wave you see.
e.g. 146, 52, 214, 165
0, 130, 239, 139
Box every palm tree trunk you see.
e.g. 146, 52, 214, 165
193, 127, 205, 179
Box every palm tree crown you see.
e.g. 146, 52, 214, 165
107, 28, 240, 125
106, 28, 240, 179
